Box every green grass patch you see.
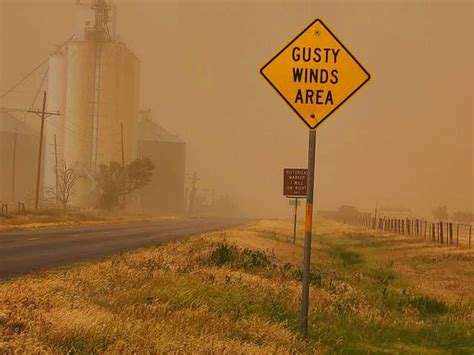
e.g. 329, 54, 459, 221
329, 245, 365, 267
308, 311, 474, 353
206, 242, 273, 271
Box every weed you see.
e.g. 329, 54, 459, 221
327, 243, 364, 267
281, 264, 322, 288
382, 289, 451, 316
208, 243, 237, 266
207, 243, 273, 271
368, 266, 396, 294
409, 295, 450, 316
240, 249, 271, 269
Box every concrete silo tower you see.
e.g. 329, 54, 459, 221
44, 46, 68, 193
59, 0, 140, 206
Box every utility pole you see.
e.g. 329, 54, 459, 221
184, 187, 188, 213
11, 130, 17, 202
120, 122, 125, 167
28, 91, 60, 211
120, 122, 126, 208
54, 134, 59, 203
189, 172, 198, 215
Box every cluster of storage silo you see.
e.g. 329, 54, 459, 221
1, 0, 185, 213
43, 0, 140, 206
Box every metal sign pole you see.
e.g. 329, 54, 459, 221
293, 197, 298, 244
301, 129, 316, 336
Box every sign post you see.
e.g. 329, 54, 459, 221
301, 130, 316, 335
292, 197, 298, 243
283, 168, 307, 244
261, 19, 370, 336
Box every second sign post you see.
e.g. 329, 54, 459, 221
283, 168, 307, 243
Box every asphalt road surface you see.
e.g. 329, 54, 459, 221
0, 218, 249, 279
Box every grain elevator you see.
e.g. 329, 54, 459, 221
44, 0, 140, 205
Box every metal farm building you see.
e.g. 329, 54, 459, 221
138, 111, 186, 215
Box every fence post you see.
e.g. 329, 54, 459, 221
439, 222, 444, 244
449, 223, 453, 246
456, 224, 459, 246
424, 221, 427, 239
469, 225, 472, 249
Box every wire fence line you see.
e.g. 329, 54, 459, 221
354, 216, 472, 249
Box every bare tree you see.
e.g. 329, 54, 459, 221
47, 160, 82, 213
92, 158, 154, 210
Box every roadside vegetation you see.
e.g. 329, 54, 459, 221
0, 219, 472, 353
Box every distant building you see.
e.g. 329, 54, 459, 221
138, 110, 186, 215
0, 113, 40, 205
44, 0, 140, 206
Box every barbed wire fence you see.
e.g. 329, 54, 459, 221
355, 216, 472, 248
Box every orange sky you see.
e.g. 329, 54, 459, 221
1, 0, 472, 218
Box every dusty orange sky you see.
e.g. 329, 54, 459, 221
1, 0, 472, 218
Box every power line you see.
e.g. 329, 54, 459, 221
0, 35, 74, 101
23, 67, 49, 121
0, 58, 49, 99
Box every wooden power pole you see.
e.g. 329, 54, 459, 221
29, 91, 60, 211
54, 133, 59, 203
189, 172, 198, 215
120, 121, 125, 167
11, 130, 17, 202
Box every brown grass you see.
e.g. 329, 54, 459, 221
0, 218, 472, 353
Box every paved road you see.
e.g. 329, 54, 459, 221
0, 218, 249, 279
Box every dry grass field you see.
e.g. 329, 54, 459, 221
0, 219, 473, 353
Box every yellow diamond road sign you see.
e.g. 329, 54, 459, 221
260, 19, 370, 129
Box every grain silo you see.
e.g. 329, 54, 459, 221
52, 0, 140, 205
93, 41, 140, 166
44, 46, 68, 192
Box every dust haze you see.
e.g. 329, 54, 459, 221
0, 0, 472, 218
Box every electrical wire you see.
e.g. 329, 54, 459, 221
0, 58, 49, 99
23, 67, 49, 121
0, 35, 74, 100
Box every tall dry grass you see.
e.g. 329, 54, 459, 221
0, 218, 472, 353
